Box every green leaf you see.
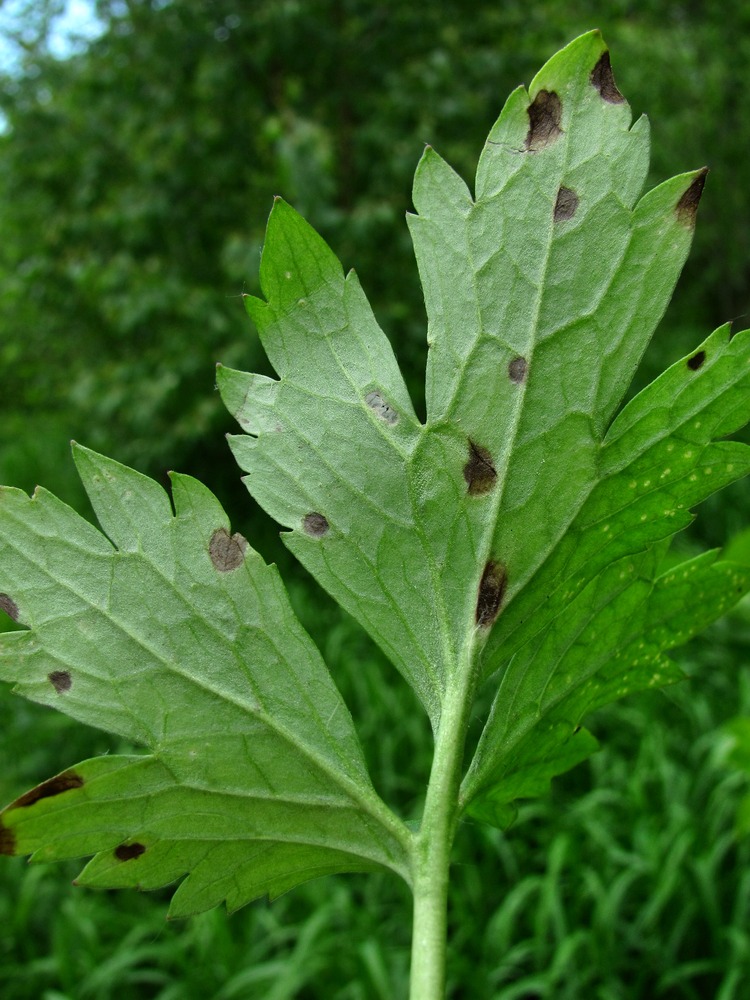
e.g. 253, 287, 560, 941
220, 31, 750, 817
0, 446, 410, 914
1, 32, 749, 939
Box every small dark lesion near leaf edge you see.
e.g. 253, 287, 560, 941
525, 90, 563, 152
0, 820, 15, 855
0, 593, 19, 622
676, 169, 708, 228
687, 350, 706, 371
0, 771, 85, 852
590, 51, 625, 104
303, 512, 329, 537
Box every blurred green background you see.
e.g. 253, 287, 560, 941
0, 1, 749, 997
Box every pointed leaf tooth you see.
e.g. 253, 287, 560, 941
73, 444, 174, 557
216, 364, 281, 435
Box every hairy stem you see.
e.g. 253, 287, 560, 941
408, 642, 481, 999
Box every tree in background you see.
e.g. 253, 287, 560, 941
0, 0, 747, 535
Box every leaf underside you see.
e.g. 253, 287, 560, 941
1, 31, 749, 914
0, 447, 409, 916
219, 32, 750, 820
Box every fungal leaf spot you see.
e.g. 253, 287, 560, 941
676, 169, 708, 227
476, 561, 507, 627
48, 670, 72, 693
0, 820, 15, 856
303, 512, 329, 537
365, 390, 399, 425
508, 357, 528, 384
209, 527, 248, 572
14, 771, 84, 809
115, 842, 146, 861
590, 51, 625, 104
687, 350, 706, 371
0, 594, 19, 622
464, 440, 497, 496
525, 90, 562, 151
554, 186, 579, 222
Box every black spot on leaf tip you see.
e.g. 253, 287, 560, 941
0, 821, 15, 855
676, 170, 708, 227
687, 350, 706, 371
525, 90, 562, 151
14, 771, 84, 809
48, 670, 72, 693
0, 593, 19, 622
209, 527, 248, 572
303, 512, 329, 537
590, 51, 625, 103
464, 440, 497, 496
476, 561, 507, 627
115, 842, 146, 862
554, 187, 579, 222
508, 357, 528, 384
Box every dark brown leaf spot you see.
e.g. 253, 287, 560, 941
303, 512, 329, 537
525, 90, 562, 151
508, 357, 528, 384
209, 527, 248, 571
0, 820, 15, 855
0, 594, 19, 622
676, 169, 708, 227
687, 350, 706, 371
115, 842, 146, 861
590, 51, 625, 103
48, 670, 72, 693
365, 390, 399, 425
476, 561, 507, 627
554, 186, 579, 222
464, 440, 497, 496
14, 771, 84, 809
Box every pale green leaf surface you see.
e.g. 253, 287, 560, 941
462, 549, 750, 822
484, 323, 750, 674
221, 32, 728, 737
0, 446, 410, 912
221, 33, 750, 827
3, 30, 750, 904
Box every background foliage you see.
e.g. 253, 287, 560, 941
0, 1, 748, 996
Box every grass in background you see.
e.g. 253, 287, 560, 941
1, 580, 749, 998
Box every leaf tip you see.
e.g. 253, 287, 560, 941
676, 167, 709, 227
590, 49, 625, 104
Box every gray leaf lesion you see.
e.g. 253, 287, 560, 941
209, 528, 248, 571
